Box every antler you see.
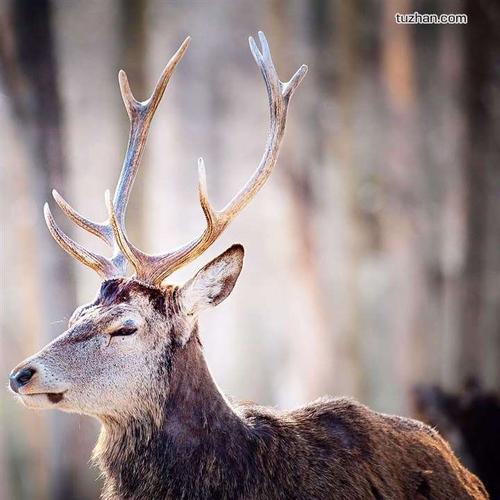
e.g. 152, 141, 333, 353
44, 37, 191, 279
106, 31, 307, 286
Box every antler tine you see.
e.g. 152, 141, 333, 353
44, 204, 118, 278
43, 37, 190, 279
110, 31, 307, 286
222, 32, 307, 220
197, 157, 218, 226
114, 36, 191, 227
105, 190, 142, 271
52, 189, 113, 245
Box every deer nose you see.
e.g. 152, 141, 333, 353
9, 367, 36, 393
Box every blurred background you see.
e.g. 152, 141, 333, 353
1, 0, 499, 498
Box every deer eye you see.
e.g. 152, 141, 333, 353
109, 326, 137, 337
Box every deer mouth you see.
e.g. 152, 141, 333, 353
46, 392, 65, 403
18, 391, 66, 406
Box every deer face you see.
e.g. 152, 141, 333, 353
9, 245, 243, 419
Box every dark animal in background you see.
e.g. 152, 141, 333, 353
9, 32, 487, 500
413, 380, 500, 499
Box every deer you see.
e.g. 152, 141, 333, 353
9, 32, 487, 500
413, 380, 500, 499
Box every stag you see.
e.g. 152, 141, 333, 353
9, 33, 487, 500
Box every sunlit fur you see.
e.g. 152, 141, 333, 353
12, 279, 170, 420
10, 245, 487, 499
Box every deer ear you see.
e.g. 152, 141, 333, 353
178, 244, 244, 316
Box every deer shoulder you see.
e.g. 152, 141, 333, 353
234, 397, 488, 499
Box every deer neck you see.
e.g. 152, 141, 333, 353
94, 328, 249, 498
163, 331, 242, 440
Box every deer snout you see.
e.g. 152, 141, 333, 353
9, 367, 36, 393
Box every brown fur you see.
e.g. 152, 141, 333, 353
413, 382, 500, 498
94, 332, 487, 500
10, 246, 487, 499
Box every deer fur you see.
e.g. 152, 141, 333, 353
11, 246, 487, 499
413, 381, 500, 498
9, 33, 488, 499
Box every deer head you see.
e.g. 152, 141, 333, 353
9, 32, 306, 422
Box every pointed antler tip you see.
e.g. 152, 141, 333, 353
43, 203, 55, 228
197, 158, 207, 184
118, 70, 133, 95
257, 31, 269, 51
292, 64, 308, 85
176, 36, 191, 56
282, 64, 308, 99
51, 189, 65, 205
104, 189, 112, 207
248, 36, 262, 62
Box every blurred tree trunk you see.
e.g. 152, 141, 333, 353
0, 1, 80, 498
266, 0, 338, 403
411, 2, 472, 396
458, 0, 500, 389
119, 0, 147, 244
332, 0, 365, 399
381, 0, 427, 413
436, 17, 467, 391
